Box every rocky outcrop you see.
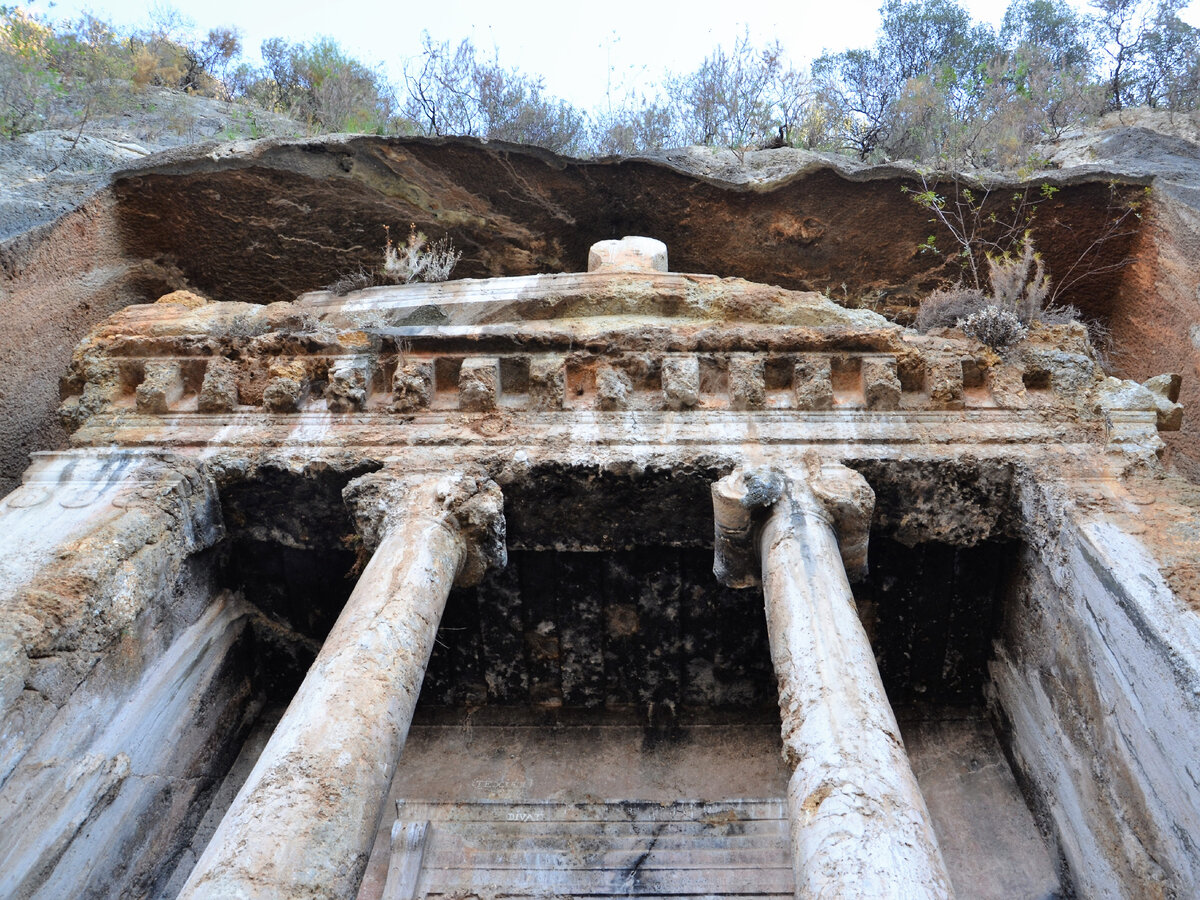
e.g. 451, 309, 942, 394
104, 137, 1144, 317
0, 133, 1160, 497
9, 124, 1200, 502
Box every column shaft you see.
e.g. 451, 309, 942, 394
180, 504, 464, 899
760, 483, 953, 900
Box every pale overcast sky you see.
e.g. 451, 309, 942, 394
26, 0, 1200, 111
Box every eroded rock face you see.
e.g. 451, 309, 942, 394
105, 138, 1145, 320
0, 133, 1185, 500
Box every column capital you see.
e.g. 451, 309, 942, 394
344, 468, 507, 587
712, 459, 874, 588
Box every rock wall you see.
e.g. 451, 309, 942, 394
0, 137, 1154, 497
0, 198, 189, 497
107, 140, 1142, 314
1111, 185, 1200, 480
991, 470, 1200, 898
0, 451, 249, 899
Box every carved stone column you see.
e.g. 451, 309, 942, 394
180, 470, 506, 900
713, 463, 953, 900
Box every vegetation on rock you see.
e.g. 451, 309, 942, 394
3, 0, 1198, 166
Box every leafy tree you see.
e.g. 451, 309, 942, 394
126, 6, 239, 98
402, 34, 587, 154
814, 0, 999, 159
667, 30, 809, 149
1089, 0, 1200, 110
812, 48, 894, 157
1, 8, 132, 138
0, 7, 60, 137
258, 37, 394, 132
961, 0, 1104, 165
1002, 0, 1093, 70
816, 0, 1003, 160
591, 97, 678, 156
876, 0, 995, 81
1134, 1, 1200, 108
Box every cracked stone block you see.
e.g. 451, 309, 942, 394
198, 358, 238, 413
988, 366, 1028, 409
528, 356, 565, 410
459, 357, 500, 411
793, 357, 833, 410
927, 357, 965, 410
729, 357, 765, 410
862, 357, 900, 410
326, 358, 370, 413
587, 236, 668, 273
1021, 348, 1097, 396
1143, 373, 1183, 431
1097, 376, 1156, 412
59, 359, 120, 428
596, 366, 632, 410
392, 360, 434, 411
661, 356, 700, 410
1096, 376, 1183, 433
263, 360, 309, 412
136, 361, 184, 415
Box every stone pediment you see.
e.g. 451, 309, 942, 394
57, 237, 1178, 466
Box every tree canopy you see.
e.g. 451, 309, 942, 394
3, 0, 1198, 165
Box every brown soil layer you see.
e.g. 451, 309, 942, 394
110, 138, 1144, 321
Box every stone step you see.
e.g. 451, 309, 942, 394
390, 798, 795, 898
427, 832, 790, 853
397, 798, 786, 823
419, 867, 794, 895
412, 818, 789, 840
425, 847, 791, 868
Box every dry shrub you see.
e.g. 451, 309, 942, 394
959, 306, 1028, 349
988, 233, 1084, 326
382, 224, 461, 284
326, 268, 380, 296
987, 233, 1047, 315
914, 285, 989, 332
327, 226, 462, 295
918, 233, 1084, 350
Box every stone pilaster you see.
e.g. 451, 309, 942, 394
713, 463, 953, 899
179, 469, 505, 900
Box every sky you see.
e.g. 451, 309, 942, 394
25, 0, 1200, 111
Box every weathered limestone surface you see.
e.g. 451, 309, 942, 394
0, 132, 1183, 513
458, 357, 500, 411
863, 356, 901, 410
197, 356, 238, 412
135, 360, 184, 414
901, 713, 1061, 899
326, 357, 371, 412
0, 596, 254, 900
0, 451, 222, 778
661, 355, 700, 410
792, 356, 833, 410
4, 236, 1200, 898
392, 359, 434, 411
990, 470, 1200, 899
179, 471, 505, 900
527, 355, 564, 410
0, 449, 227, 898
